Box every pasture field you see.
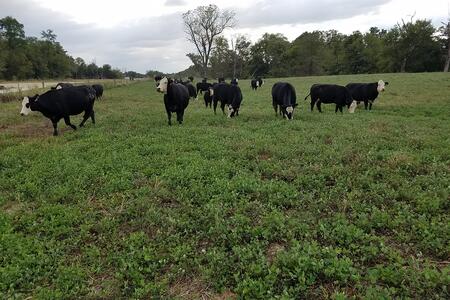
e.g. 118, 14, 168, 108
0, 73, 449, 299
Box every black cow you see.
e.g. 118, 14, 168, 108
156, 77, 189, 125
196, 81, 212, 95
204, 89, 213, 108
272, 82, 298, 120
92, 84, 104, 99
231, 78, 239, 85
346, 80, 389, 110
181, 82, 197, 100
305, 84, 353, 113
218, 77, 225, 83
51, 82, 73, 90
20, 86, 97, 136
188, 76, 194, 82
251, 77, 264, 90
210, 83, 243, 117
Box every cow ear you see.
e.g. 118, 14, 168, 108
25, 103, 30, 108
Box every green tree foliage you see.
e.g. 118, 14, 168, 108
249, 33, 290, 77
0, 17, 124, 80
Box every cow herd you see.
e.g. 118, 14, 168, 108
18, 76, 388, 135
155, 76, 389, 125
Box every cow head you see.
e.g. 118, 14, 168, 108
377, 80, 388, 92
209, 87, 214, 96
154, 75, 162, 87
20, 94, 38, 116
156, 77, 169, 93
348, 100, 357, 113
282, 104, 298, 120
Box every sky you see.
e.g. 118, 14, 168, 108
0, 0, 448, 73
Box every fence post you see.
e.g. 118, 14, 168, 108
42, 81, 45, 88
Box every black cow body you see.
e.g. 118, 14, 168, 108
251, 78, 263, 90
196, 81, 212, 95
92, 84, 103, 99
305, 84, 353, 113
183, 82, 197, 100
158, 79, 190, 125
210, 83, 243, 117
346, 81, 388, 110
272, 82, 298, 119
22, 86, 96, 136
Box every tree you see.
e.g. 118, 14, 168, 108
440, 18, 450, 72
288, 31, 327, 76
209, 36, 233, 78
249, 33, 290, 77
183, 4, 235, 77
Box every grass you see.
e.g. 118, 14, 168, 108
0, 72, 449, 299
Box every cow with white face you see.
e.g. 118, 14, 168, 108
209, 82, 242, 117
156, 77, 190, 125
251, 77, 264, 90
272, 82, 297, 120
346, 80, 389, 110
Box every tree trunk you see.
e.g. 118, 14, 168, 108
401, 58, 407, 73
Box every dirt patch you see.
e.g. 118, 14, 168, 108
266, 242, 286, 264
323, 135, 333, 145
169, 277, 236, 300
369, 121, 389, 134
258, 150, 272, 161
2, 201, 23, 215
385, 153, 414, 169
3, 121, 71, 138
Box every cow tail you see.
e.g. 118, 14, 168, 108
304, 93, 311, 100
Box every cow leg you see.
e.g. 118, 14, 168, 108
221, 103, 226, 115
51, 118, 59, 136
335, 105, 339, 113
310, 99, 316, 112
317, 101, 322, 113
90, 110, 95, 124
369, 102, 373, 110
273, 100, 278, 115
177, 110, 184, 124
213, 99, 218, 114
339, 106, 343, 113
79, 110, 92, 127
364, 100, 368, 110
64, 116, 77, 130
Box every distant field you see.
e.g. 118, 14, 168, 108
0, 73, 449, 299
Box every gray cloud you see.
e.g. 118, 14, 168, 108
237, 0, 392, 27
0, 0, 190, 73
165, 0, 187, 6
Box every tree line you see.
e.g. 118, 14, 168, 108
0, 16, 125, 80
183, 5, 449, 79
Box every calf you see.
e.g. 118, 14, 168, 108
251, 77, 263, 90
346, 80, 389, 110
305, 84, 353, 113
196, 81, 212, 95
272, 82, 298, 120
156, 77, 189, 125
20, 85, 96, 136
210, 83, 243, 117
92, 84, 104, 99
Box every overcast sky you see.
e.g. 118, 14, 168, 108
1, 0, 448, 73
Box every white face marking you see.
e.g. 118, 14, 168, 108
209, 88, 214, 96
20, 97, 31, 116
377, 80, 385, 92
348, 100, 357, 113
256, 81, 259, 87
56, 85, 62, 90
157, 77, 168, 93
286, 106, 294, 114
227, 106, 234, 118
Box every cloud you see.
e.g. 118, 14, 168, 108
165, 0, 187, 6
0, 0, 191, 73
237, 0, 392, 27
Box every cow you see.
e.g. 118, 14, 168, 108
20, 85, 97, 136
183, 82, 197, 100
210, 83, 243, 117
346, 80, 389, 110
231, 78, 239, 85
196, 80, 212, 95
218, 77, 225, 83
156, 77, 189, 125
92, 84, 103, 99
272, 82, 298, 120
51, 82, 73, 90
304, 84, 353, 113
251, 77, 264, 90
204, 89, 213, 108
188, 76, 194, 82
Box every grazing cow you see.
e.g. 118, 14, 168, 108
272, 82, 298, 120
20, 86, 97, 136
305, 84, 353, 113
92, 84, 104, 99
210, 83, 243, 117
251, 77, 264, 90
156, 77, 189, 125
346, 80, 389, 110
154, 75, 162, 87
204, 89, 213, 108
